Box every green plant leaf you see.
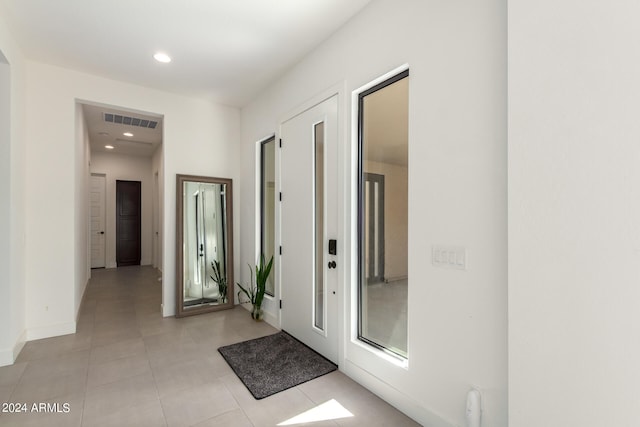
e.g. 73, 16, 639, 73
236, 254, 273, 313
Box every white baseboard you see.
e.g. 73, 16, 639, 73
234, 303, 279, 328
26, 321, 76, 341
341, 359, 455, 427
162, 303, 175, 317
263, 310, 278, 328
76, 278, 90, 322
106, 263, 158, 269
0, 348, 13, 367
0, 329, 27, 367
13, 329, 26, 361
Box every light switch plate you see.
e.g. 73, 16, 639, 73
432, 245, 467, 270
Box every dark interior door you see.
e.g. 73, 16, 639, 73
116, 180, 141, 267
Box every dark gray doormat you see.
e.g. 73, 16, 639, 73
218, 331, 337, 400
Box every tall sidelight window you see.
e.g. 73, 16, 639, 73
358, 70, 409, 358
260, 136, 276, 296
314, 122, 325, 331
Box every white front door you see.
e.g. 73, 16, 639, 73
280, 95, 339, 363
90, 174, 106, 268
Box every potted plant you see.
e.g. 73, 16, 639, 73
237, 254, 273, 320
210, 259, 227, 303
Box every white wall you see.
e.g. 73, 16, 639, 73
23, 61, 241, 340
240, 0, 507, 425
91, 151, 154, 268
509, 2, 640, 426
0, 11, 27, 366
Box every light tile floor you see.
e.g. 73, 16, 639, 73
0, 266, 420, 427
364, 279, 408, 356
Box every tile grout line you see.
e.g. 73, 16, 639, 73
4, 360, 29, 409
219, 379, 256, 427
142, 317, 170, 427
81, 291, 101, 427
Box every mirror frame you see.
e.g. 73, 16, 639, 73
176, 174, 234, 317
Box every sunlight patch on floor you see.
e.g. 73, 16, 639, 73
277, 399, 354, 425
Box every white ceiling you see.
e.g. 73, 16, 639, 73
82, 103, 163, 157
0, 0, 372, 107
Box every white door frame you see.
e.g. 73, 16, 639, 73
277, 83, 347, 364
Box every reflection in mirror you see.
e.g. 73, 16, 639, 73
176, 175, 233, 317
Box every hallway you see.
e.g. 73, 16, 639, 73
0, 267, 418, 426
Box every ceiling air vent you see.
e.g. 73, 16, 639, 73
115, 138, 153, 146
104, 113, 158, 129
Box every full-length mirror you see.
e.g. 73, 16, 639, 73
176, 174, 234, 317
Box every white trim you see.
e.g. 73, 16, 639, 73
262, 307, 278, 328
76, 279, 88, 322
280, 83, 344, 125
12, 329, 26, 361
75, 98, 164, 119
342, 358, 454, 427
352, 64, 410, 99
0, 328, 26, 367
162, 302, 173, 317
349, 336, 408, 369
26, 321, 75, 341
238, 302, 279, 328
0, 348, 12, 367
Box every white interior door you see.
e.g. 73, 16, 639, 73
90, 174, 106, 268
280, 95, 339, 363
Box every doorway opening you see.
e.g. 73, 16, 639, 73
116, 180, 142, 267
80, 101, 164, 311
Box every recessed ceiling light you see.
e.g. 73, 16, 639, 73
105, 145, 114, 150
123, 132, 134, 137
153, 52, 171, 63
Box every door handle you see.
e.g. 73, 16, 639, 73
100, 231, 105, 235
